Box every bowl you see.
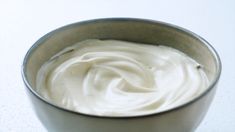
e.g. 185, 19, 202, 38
22, 18, 221, 132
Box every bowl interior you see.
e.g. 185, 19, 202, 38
23, 18, 219, 104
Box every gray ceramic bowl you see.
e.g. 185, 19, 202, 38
22, 18, 221, 132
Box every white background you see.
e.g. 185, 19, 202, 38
0, 0, 234, 131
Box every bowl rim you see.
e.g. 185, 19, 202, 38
21, 17, 222, 119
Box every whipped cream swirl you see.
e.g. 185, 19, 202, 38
36, 39, 208, 116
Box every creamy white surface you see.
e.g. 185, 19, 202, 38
36, 39, 209, 116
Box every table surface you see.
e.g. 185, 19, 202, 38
0, 0, 234, 131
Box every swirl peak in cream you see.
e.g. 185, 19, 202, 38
36, 39, 209, 116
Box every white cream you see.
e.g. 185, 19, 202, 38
36, 39, 209, 116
